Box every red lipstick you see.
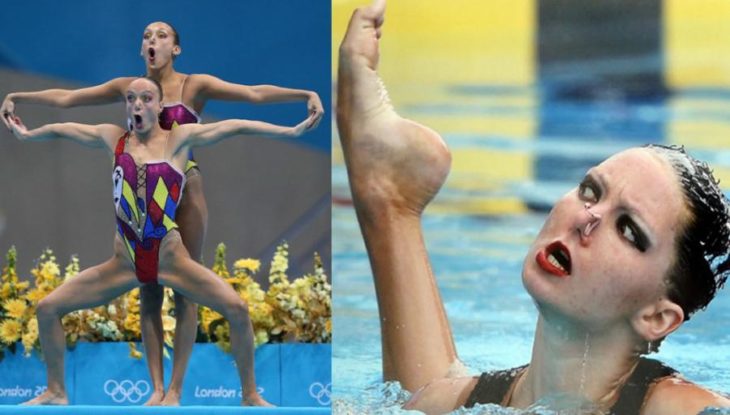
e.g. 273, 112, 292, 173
535, 241, 571, 277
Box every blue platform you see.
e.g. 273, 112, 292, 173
0, 343, 330, 408
0, 406, 329, 414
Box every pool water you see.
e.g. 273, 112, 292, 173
332, 91, 730, 413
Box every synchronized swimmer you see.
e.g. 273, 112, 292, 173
336, 1, 730, 413
1, 21, 322, 406
6, 77, 313, 406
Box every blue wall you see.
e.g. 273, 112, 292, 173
0, 0, 331, 151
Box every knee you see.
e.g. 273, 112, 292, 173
36, 297, 62, 321
222, 299, 250, 325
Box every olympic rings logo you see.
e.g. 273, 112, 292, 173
309, 382, 331, 406
103, 379, 150, 403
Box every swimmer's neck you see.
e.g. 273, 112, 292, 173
145, 61, 177, 82
132, 124, 166, 143
511, 317, 642, 411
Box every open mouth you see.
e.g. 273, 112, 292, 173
536, 241, 572, 277
133, 114, 143, 130
148, 48, 156, 61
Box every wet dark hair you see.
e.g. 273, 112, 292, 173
167, 22, 180, 46
647, 144, 730, 321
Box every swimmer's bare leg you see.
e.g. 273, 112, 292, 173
139, 283, 166, 405
161, 175, 207, 406
23, 256, 138, 405
158, 240, 272, 407
337, 0, 456, 393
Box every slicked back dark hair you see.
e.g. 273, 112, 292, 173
647, 144, 730, 321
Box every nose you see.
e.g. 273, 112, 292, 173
578, 202, 602, 245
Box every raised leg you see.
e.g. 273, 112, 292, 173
158, 240, 271, 407
23, 255, 138, 405
337, 0, 457, 392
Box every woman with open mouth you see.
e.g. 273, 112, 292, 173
6, 76, 314, 406
336, 1, 730, 413
1, 21, 323, 406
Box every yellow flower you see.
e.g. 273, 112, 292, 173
3, 299, 27, 319
0, 319, 22, 344
200, 308, 223, 334
213, 324, 231, 353
0, 283, 11, 299
64, 255, 80, 280
212, 243, 230, 278
128, 342, 143, 359
124, 313, 141, 338
26, 288, 47, 304
254, 329, 269, 347
233, 258, 261, 273
41, 261, 61, 280
21, 317, 38, 356
162, 315, 176, 332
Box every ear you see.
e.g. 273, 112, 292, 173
172, 45, 182, 57
631, 298, 684, 342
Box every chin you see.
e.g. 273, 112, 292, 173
521, 255, 571, 318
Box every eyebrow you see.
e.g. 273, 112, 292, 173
125, 89, 155, 96
587, 170, 657, 247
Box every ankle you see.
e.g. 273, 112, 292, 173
165, 387, 181, 397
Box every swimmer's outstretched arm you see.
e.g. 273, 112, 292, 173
184, 74, 324, 129
1, 78, 133, 130
7, 116, 121, 152
337, 2, 476, 411
171, 114, 315, 153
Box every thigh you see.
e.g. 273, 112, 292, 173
159, 254, 240, 312
43, 256, 139, 315
176, 174, 208, 262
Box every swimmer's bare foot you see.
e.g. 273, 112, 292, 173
160, 389, 182, 406
143, 389, 165, 406
21, 389, 68, 405
337, 0, 451, 218
242, 392, 274, 407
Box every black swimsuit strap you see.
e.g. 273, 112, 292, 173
609, 358, 677, 415
464, 365, 527, 408
464, 358, 677, 415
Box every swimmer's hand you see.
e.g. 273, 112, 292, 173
291, 113, 317, 138
306, 92, 324, 131
1, 95, 16, 131
7, 115, 29, 140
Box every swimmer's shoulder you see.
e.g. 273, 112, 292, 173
403, 376, 479, 415
641, 376, 730, 415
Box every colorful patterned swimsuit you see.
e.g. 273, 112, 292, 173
159, 102, 201, 175
113, 133, 186, 283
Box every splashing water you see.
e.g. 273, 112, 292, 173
579, 332, 590, 397
331, 380, 606, 414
